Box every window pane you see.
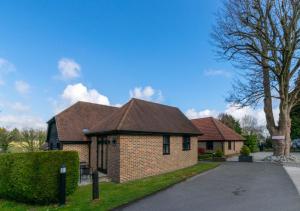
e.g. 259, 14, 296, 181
163, 135, 170, 154
228, 141, 232, 150
183, 136, 191, 151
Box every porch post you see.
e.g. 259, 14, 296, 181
90, 136, 98, 171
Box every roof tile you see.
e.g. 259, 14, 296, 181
192, 117, 245, 141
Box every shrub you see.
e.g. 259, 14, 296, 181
198, 153, 213, 161
0, 151, 79, 204
214, 149, 224, 158
240, 145, 251, 156
244, 134, 259, 152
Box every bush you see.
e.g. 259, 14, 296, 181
214, 149, 224, 157
244, 134, 259, 152
198, 153, 213, 160
240, 145, 251, 156
0, 151, 79, 204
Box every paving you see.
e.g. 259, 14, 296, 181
227, 152, 300, 162
118, 162, 300, 211
284, 166, 300, 195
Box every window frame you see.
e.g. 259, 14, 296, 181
228, 141, 232, 150
163, 135, 170, 155
206, 142, 213, 150
182, 136, 191, 151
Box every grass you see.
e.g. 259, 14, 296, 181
0, 162, 219, 211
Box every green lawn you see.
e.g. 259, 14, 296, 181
0, 162, 219, 211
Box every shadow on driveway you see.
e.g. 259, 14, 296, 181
118, 162, 300, 211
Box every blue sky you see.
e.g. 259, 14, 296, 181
0, 0, 261, 129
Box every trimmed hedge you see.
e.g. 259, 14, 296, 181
0, 151, 79, 204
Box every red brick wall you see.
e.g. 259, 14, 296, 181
118, 135, 198, 182
62, 143, 89, 164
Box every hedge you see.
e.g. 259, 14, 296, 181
0, 151, 79, 204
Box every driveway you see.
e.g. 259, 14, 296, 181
227, 152, 300, 162
118, 162, 300, 211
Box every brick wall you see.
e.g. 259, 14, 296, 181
223, 141, 243, 156
118, 135, 198, 183
198, 141, 243, 156
198, 141, 223, 153
62, 143, 89, 164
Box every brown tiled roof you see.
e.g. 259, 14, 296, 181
89, 98, 202, 135
192, 117, 245, 141
53, 101, 118, 141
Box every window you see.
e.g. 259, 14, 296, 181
206, 142, 213, 150
182, 136, 191, 151
228, 141, 232, 150
163, 136, 170, 155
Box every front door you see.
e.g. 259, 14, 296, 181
97, 137, 108, 173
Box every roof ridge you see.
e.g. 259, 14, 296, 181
130, 98, 177, 108
77, 101, 118, 108
191, 117, 213, 121
116, 99, 135, 130
211, 118, 226, 140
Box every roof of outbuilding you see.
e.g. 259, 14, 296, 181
191, 117, 245, 141
52, 101, 118, 141
89, 98, 202, 135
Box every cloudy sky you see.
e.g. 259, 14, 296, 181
0, 0, 274, 130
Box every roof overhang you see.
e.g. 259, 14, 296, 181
86, 130, 202, 137
198, 139, 245, 142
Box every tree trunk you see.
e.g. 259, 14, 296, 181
272, 107, 292, 157
284, 116, 292, 156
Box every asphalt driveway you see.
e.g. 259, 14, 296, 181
118, 162, 300, 211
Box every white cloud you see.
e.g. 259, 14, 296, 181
204, 69, 231, 77
113, 103, 123, 108
15, 80, 30, 95
0, 58, 15, 74
10, 102, 30, 112
0, 58, 15, 85
185, 108, 219, 119
58, 58, 81, 80
0, 114, 46, 130
129, 86, 163, 102
224, 104, 279, 127
0, 101, 30, 113
52, 83, 110, 114
186, 104, 279, 127
62, 83, 109, 105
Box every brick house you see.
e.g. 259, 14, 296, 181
192, 117, 245, 156
47, 99, 201, 182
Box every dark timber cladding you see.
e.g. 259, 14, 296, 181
46, 118, 59, 149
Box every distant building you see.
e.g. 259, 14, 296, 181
192, 117, 245, 156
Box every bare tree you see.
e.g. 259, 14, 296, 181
240, 115, 265, 139
21, 129, 46, 152
212, 0, 300, 157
